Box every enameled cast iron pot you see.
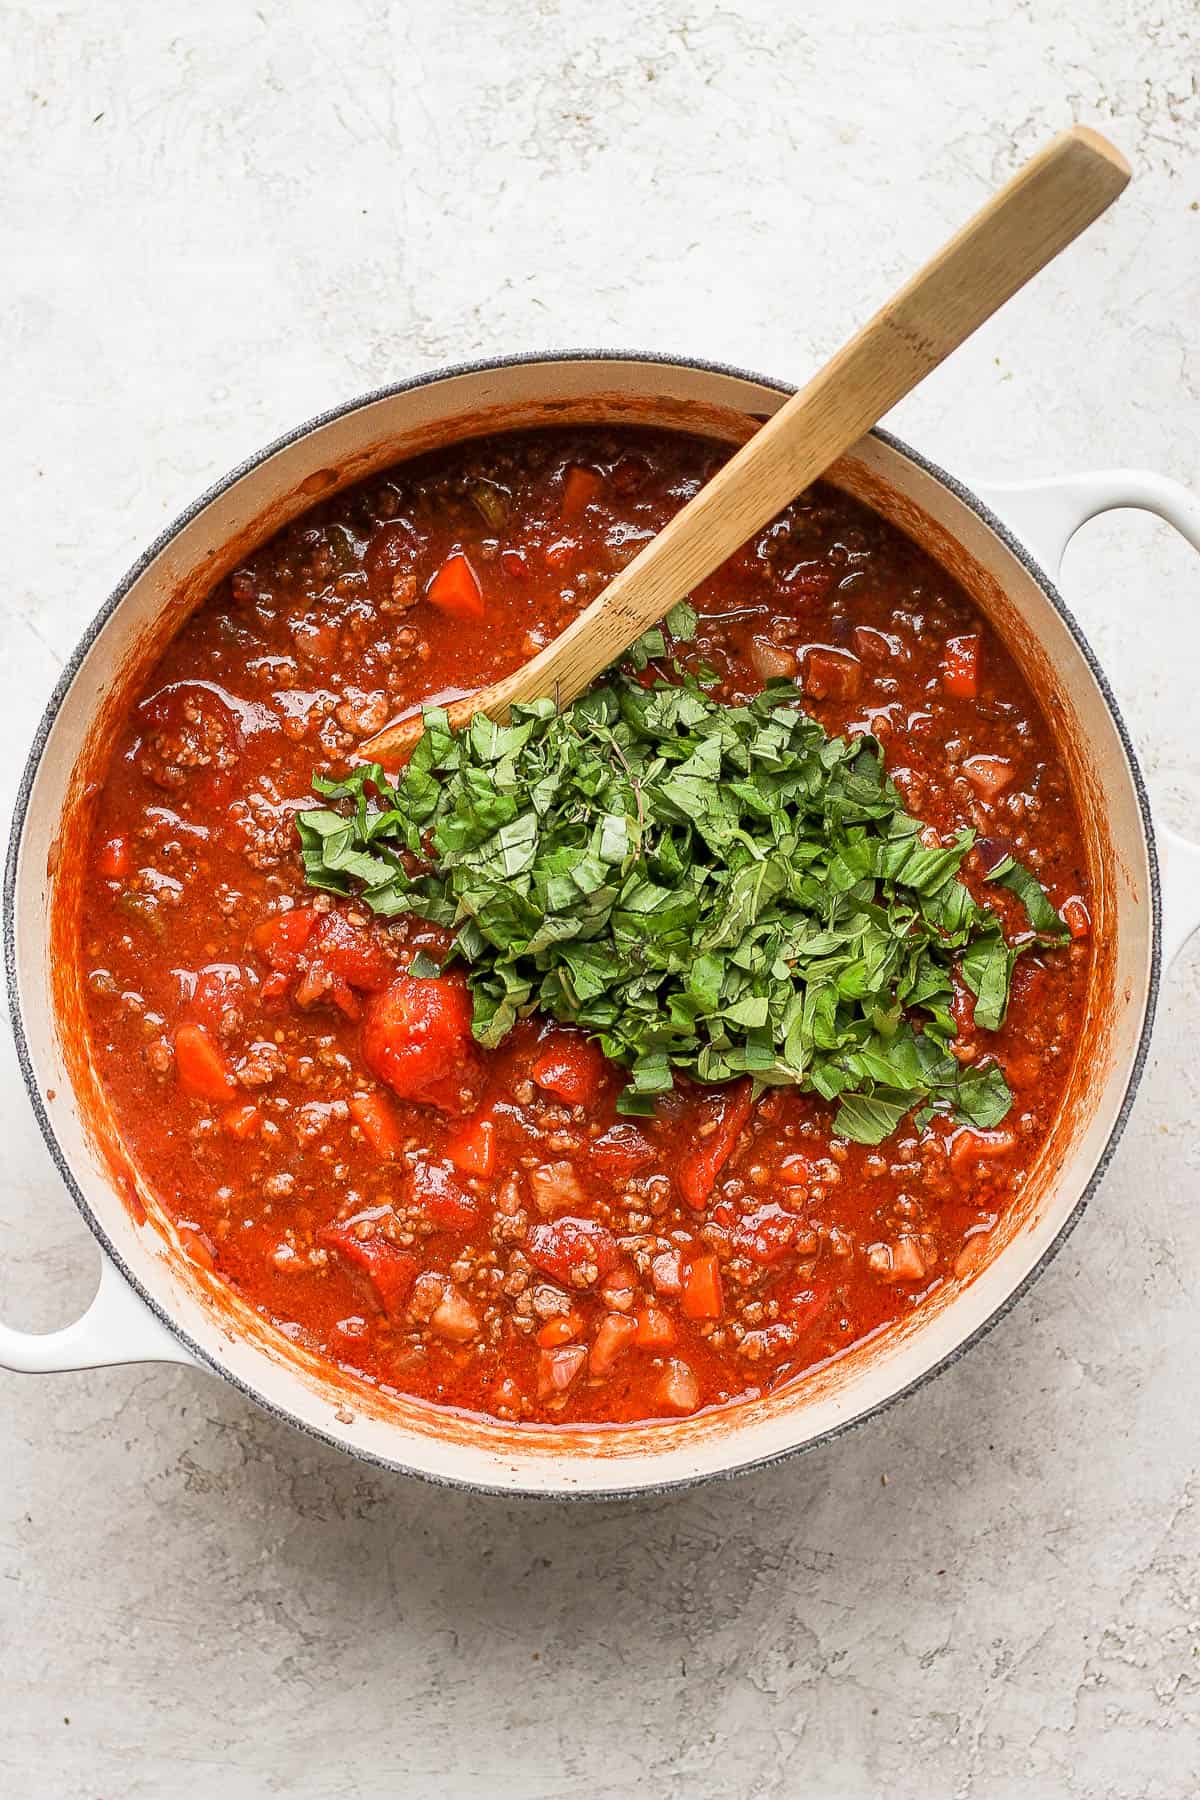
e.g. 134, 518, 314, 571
5, 353, 1200, 1497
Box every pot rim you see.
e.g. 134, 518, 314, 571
2, 347, 1163, 1499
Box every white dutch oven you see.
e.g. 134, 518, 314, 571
4, 354, 1200, 1497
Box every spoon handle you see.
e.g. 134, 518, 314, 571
363, 127, 1129, 764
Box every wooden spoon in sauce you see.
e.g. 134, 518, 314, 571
361, 127, 1129, 766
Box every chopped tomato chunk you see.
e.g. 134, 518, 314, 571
560, 464, 605, 520
677, 1079, 755, 1208
803, 647, 862, 702
426, 552, 484, 620
942, 634, 980, 698
97, 835, 129, 878
590, 1124, 657, 1178
220, 1102, 260, 1140
1062, 896, 1091, 939
530, 1029, 609, 1107
444, 1110, 496, 1177
174, 1022, 237, 1102
681, 1252, 724, 1320
411, 1161, 478, 1231
525, 1216, 619, 1287
362, 974, 481, 1114
321, 1224, 418, 1316
950, 1126, 1017, 1174
723, 1200, 805, 1265
349, 1090, 403, 1159
963, 754, 1013, 799
249, 906, 318, 972
310, 912, 391, 991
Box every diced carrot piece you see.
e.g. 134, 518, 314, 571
589, 1312, 638, 1376
634, 1305, 677, 1350
536, 1309, 586, 1349
444, 1111, 496, 1178
677, 1079, 755, 1209
320, 1224, 418, 1317
942, 634, 980, 698
530, 1030, 609, 1107
221, 1102, 260, 1140
1062, 896, 1091, 939
97, 835, 129, 878
681, 1252, 724, 1320
349, 1090, 403, 1159
174, 1022, 238, 1103
561, 464, 605, 520
426, 552, 484, 620
803, 647, 861, 702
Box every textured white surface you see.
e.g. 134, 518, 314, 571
3, 2, 1199, 1795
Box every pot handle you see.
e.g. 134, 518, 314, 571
0, 1253, 199, 1372
975, 468, 1200, 970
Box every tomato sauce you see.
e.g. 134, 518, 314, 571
76, 429, 1091, 1426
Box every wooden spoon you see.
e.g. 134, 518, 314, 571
361, 126, 1129, 765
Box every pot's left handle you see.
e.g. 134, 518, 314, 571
0, 1253, 199, 1372
975, 467, 1200, 971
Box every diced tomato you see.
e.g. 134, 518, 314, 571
803, 647, 862, 702
725, 1201, 805, 1266
97, 835, 129, 878
362, 973, 481, 1114
530, 1029, 609, 1107
525, 1216, 619, 1287
542, 538, 576, 570
188, 963, 251, 1033
590, 1312, 638, 1376
174, 1022, 237, 1103
561, 464, 605, 520
250, 907, 319, 973
1062, 896, 1091, 940
499, 548, 528, 580
411, 1161, 478, 1231
349, 1090, 403, 1159
536, 1309, 585, 1349
852, 625, 896, 662
591, 1124, 657, 1179
677, 1079, 755, 1209
942, 634, 980, 698
681, 1252, 724, 1320
634, 1305, 678, 1350
220, 1102, 260, 1140
311, 912, 391, 991
771, 1272, 834, 1337
320, 1224, 418, 1317
950, 1127, 1017, 1175
444, 1110, 496, 1177
259, 971, 291, 1003
963, 755, 1013, 800
426, 552, 484, 620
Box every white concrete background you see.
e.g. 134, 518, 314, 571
2, 2, 1198, 1795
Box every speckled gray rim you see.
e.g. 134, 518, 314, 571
2, 350, 1162, 1500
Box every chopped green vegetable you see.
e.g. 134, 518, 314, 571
297, 669, 1068, 1145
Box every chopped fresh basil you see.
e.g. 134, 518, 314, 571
297, 668, 1068, 1144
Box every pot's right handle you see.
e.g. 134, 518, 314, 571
975, 468, 1200, 971
0, 1253, 198, 1373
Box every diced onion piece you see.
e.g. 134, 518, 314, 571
537, 1343, 587, 1398
430, 1285, 481, 1342
589, 1312, 638, 1376
963, 754, 1014, 799
655, 1358, 700, 1414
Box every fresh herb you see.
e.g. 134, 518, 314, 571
297, 670, 1068, 1145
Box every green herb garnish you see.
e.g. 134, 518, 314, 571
297, 670, 1068, 1145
